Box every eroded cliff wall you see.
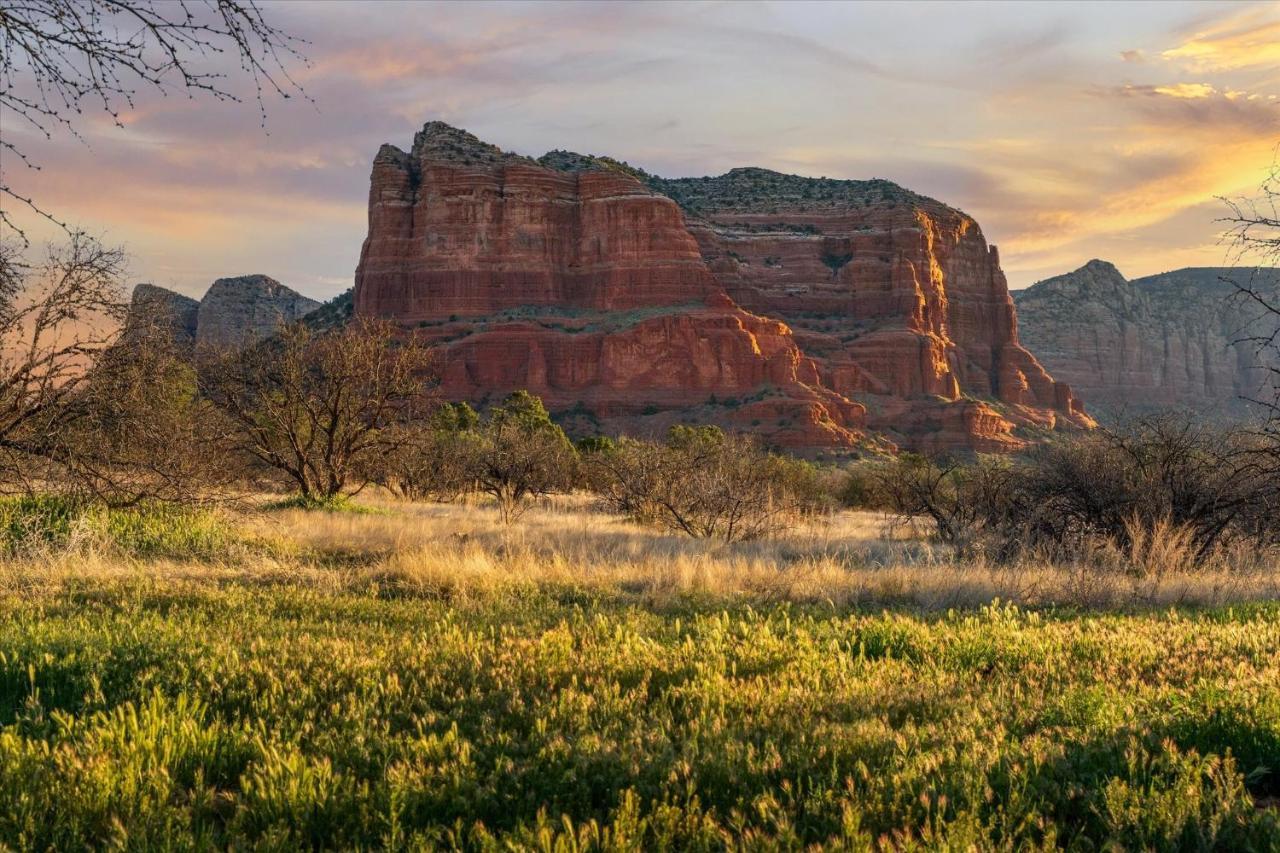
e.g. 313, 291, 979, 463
353, 122, 1091, 451
1015, 261, 1280, 420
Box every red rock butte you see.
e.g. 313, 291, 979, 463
354, 121, 1092, 452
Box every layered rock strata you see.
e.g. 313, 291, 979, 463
353, 122, 1092, 451
1015, 261, 1280, 420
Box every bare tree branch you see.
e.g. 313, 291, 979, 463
0, 230, 127, 483
0, 0, 309, 242
1219, 154, 1280, 428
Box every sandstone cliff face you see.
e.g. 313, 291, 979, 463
354, 124, 865, 449
195, 275, 320, 349
353, 122, 1090, 451
1015, 261, 1280, 420
658, 170, 1090, 450
127, 276, 320, 350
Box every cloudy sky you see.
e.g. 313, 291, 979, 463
5, 0, 1279, 300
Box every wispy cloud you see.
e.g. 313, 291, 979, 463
5, 0, 1277, 297
1160, 6, 1280, 73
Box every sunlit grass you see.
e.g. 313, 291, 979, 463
0, 495, 1277, 847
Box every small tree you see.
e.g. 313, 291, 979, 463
593, 425, 817, 541
199, 317, 434, 503
0, 231, 127, 485
369, 402, 481, 502
472, 391, 575, 523
54, 320, 239, 506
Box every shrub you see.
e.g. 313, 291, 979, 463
998, 416, 1280, 562
367, 403, 481, 502
880, 415, 1280, 566
591, 426, 820, 541
837, 460, 893, 511
472, 392, 576, 524
0, 495, 235, 559
872, 453, 994, 547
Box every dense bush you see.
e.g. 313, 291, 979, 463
590, 425, 826, 541
876, 416, 1280, 566
0, 495, 234, 559
367, 402, 481, 502
471, 391, 577, 523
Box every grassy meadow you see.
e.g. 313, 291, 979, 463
1, 496, 1278, 849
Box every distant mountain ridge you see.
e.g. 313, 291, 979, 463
1014, 261, 1280, 420
128, 275, 320, 349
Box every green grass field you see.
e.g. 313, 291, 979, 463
1, 577, 1278, 850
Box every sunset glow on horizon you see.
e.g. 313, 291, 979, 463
5, 0, 1278, 301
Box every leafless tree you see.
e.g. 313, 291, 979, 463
54, 317, 241, 506
198, 317, 435, 503
874, 452, 1011, 548
593, 426, 817, 542
0, 230, 127, 484
1, 0, 307, 240
1220, 158, 1280, 424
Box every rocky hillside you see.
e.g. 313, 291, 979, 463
126, 283, 200, 344
353, 121, 1091, 452
127, 275, 320, 349
1015, 261, 1280, 420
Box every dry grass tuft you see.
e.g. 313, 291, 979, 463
3, 492, 1276, 610
225, 494, 1280, 610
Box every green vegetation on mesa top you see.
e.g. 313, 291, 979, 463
405, 123, 947, 217
649, 168, 938, 214
1, 582, 1278, 849
537, 150, 942, 216
302, 288, 354, 331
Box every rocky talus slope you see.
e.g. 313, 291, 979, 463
127, 275, 319, 349
352, 121, 1092, 451
1015, 261, 1280, 420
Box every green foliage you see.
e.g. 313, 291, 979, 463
475, 392, 577, 523
488, 390, 557, 434
0, 495, 235, 558
429, 401, 479, 433
265, 493, 379, 514
821, 252, 854, 274
575, 435, 617, 456
0, 495, 81, 550
665, 423, 724, 450
0, 591, 1276, 849
98, 504, 236, 557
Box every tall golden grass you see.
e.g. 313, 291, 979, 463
6, 492, 1274, 611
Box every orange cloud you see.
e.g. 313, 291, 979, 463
1152, 82, 1216, 99
1161, 7, 1280, 73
